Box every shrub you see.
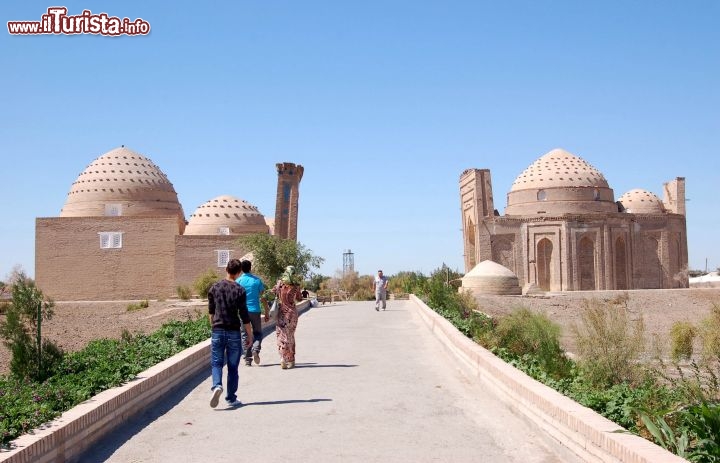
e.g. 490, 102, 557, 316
351, 287, 374, 301
194, 269, 219, 299
670, 321, 697, 362
0, 274, 63, 381
491, 307, 570, 378
571, 297, 646, 387
126, 299, 150, 312
0, 301, 10, 315
699, 304, 720, 362
176, 285, 192, 300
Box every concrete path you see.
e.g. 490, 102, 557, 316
80, 300, 579, 462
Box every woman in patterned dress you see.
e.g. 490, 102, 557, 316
274, 266, 303, 369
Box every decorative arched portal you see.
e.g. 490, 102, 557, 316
614, 236, 628, 290
578, 236, 596, 290
536, 238, 553, 291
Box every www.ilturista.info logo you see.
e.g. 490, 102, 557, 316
7, 7, 150, 36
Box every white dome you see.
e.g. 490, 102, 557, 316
461, 260, 521, 295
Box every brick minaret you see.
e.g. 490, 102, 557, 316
274, 163, 304, 240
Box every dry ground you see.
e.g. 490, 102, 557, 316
474, 288, 720, 357
0, 299, 207, 375
1, 289, 719, 375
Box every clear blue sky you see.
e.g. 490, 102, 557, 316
1, 1, 718, 280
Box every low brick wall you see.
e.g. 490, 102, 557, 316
0, 300, 310, 463
409, 294, 686, 463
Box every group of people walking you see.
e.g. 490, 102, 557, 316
207, 258, 303, 408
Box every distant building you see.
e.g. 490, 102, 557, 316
460, 148, 688, 291
36, 146, 302, 300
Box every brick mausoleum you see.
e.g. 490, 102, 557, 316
460, 148, 688, 292
36, 146, 303, 300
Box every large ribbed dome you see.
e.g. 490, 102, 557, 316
60, 147, 185, 228
184, 195, 270, 235
509, 148, 609, 191
618, 189, 665, 214
505, 148, 617, 216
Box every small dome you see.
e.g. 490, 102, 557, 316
60, 146, 185, 229
461, 260, 521, 295
505, 148, 616, 216
184, 195, 270, 235
618, 189, 665, 214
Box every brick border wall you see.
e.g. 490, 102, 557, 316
409, 295, 686, 463
0, 301, 311, 463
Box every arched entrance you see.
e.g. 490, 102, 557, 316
578, 237, 596, 290
536, 238, 553, 291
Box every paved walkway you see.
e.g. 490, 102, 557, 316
80, 300, 579, 462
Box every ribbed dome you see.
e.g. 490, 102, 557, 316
184, 195, 270, 235
505, 148, 616, 216
618, 189, 665, 214
510, 148, 609, 191
60, 146, 185, 229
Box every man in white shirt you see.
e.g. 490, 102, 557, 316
373, 269, 389, 311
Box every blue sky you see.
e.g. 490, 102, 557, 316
1, 1, 718, 280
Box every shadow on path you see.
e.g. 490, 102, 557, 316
258, 363, 358, 369
76, 369, 207, 462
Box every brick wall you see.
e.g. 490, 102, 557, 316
36, 217, 178, 300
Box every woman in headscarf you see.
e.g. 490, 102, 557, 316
273, 265, 303, 369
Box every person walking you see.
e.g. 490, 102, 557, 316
208, 258, 253, 408
373, 269, 389, 311
237, 259, 269, 366
273, 265, 303, 369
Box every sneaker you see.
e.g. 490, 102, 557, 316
226, 399, 242, 408
245, 359, 252, 366
375, 305, 379, 311
210, 386, 223, 408
287, 361, 295, 369
281, 360, 287, 369
253, 351, 260, 365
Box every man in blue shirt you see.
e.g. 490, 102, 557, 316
237, 260, 269, 366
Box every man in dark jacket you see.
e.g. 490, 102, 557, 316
208, 258, 252, 408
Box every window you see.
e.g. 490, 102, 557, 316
217, 250, 230, 268
218, 226, 230, 235
99, 232, 123, 249
537, 190, 547, 201
105, 203, 122, 216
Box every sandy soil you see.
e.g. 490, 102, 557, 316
1, 288, 719, 375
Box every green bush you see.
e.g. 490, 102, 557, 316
670, 321, 697, 362
0, 274, 63, 382
0, 313, 210, 448
491, 308, 570, 378
194, 270, 219, 299
571, 298, 646, 387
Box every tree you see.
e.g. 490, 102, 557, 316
236, 234, 324, 285
0, 272, 63, 381
304, 273, 329, 292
